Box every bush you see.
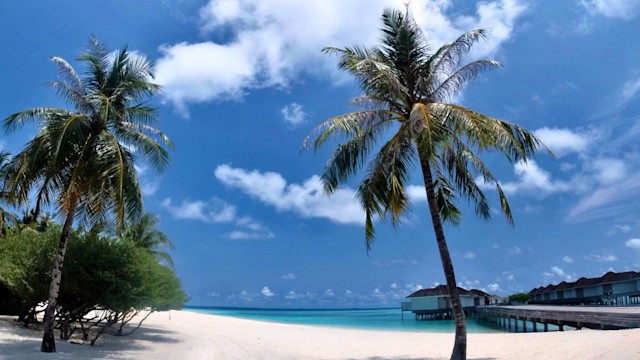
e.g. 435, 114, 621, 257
0, 227, 187, 341
508, 292, 530, 304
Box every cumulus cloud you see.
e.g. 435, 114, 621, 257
487, 283, 501, 292
155, 0, 528, 114
161, 197, 236, 223
261, 286, 275, 297
282, 273, 296, 280
323, 289, 336, 297
562, 256, 574, 263
533, 127, 590, 157
583, 254, 618, 263
580, 0, 640, 20
626, 238, 640, 250
499, 160, 572, 196
214, 164, 364, 225
161, 197, 273, 239
281, 103, 307, 126
543, 266, 573, 281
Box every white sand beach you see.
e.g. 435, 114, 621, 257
1, 310, 639, 360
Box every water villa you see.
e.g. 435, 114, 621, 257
529, 271, 640, 306
402, 285, 505, 320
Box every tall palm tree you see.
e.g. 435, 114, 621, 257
122, 212, 175, 267
3, 38, 172, 352
305, 9, 546, 360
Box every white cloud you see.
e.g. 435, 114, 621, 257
543, 266, 573, 281
281, 103, 307, 126
155, 0, 528, 114
261, 286, 275, 297
487, 283, 501, 292
462, 251, 477, 259
583, 254, 618, 263
161, 197, 236, 223
626, 238, 640, 250
141, 181, 160, 196
567, 173, 640, 222
323, 289, 335, 297
284, 290, 304, 299
615, 224, 632, 233
390, 283, 399, 289
214, 164, 364, 225
344, 289, 353, 296
162, 197, 273, 239
499, 160, 572, 197
282, 273, 296, 280
591, 158, 627, 184
562, 256, 574, 264
580, 0, 640, 20
507, 246, 522, 255
533, 127, 590, 157
502, 271, 515, 281
622, 75, 640, 102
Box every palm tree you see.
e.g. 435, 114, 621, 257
122, 212, 175, 267
304, 8, 546, 360
2, 38, 172, 352
0, 151, 19, 235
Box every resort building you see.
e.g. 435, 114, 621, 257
403, 285, 503, 319
529, 271, 640, 306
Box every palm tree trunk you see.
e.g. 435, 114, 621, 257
418, 154, 467, 360
40, 200, 78, 353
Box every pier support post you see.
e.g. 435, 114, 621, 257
544, 323, 548, 332
522, 319, 527, 332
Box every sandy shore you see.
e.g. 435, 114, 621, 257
1, 310, 639, 359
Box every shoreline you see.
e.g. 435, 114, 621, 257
1, 310, 639, 359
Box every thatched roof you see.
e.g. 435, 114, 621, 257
529, 271, 640, 295
407, 285, 493, 298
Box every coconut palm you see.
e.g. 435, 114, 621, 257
122, 212, 175, 267
2, 38, 172, 352
0, 151, 19, 235
304, 9, 546, 360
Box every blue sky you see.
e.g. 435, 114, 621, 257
1, 0, 640, 308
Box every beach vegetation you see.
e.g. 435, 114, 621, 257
1, 37, 173, 352
304, 7, 546, 360
508, 292, 530, 304
0, 226, 187, 344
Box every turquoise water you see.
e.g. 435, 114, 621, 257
185, 306, 502, 333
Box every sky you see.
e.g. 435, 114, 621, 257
1, 0, 639, 308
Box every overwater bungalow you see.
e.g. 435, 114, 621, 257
403, 285, 504, 320
529, 271, 640, 306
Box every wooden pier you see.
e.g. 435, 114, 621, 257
475, 305, 640, 332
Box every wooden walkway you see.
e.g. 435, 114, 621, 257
475, 305, 640, 331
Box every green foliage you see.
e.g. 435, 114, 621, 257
0, 227, 59, 316
0, 227, 186, 320
508, 292, 530, 303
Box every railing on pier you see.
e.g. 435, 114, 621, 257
475, 305, 640, 332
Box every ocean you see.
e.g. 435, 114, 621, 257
185, 306, 502, 333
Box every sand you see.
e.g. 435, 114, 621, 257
1, 310, 639, 360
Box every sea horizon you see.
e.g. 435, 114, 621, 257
184, 305, 502, 333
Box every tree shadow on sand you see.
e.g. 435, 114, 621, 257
0, 318, 181, 359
